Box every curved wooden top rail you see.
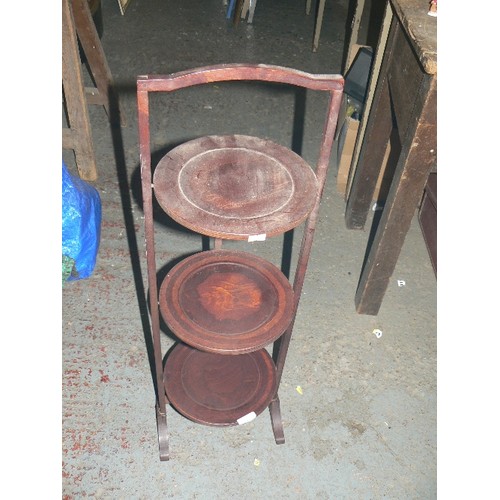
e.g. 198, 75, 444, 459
137, 64, 344, 93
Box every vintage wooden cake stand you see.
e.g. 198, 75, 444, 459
137, 64, 344, 460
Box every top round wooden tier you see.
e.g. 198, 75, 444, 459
153, 135, 318, 240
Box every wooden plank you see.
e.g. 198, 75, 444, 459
241, 0, 250, 19
386, 21, 424, 139
345, 3, 393, 199
116, 0, 133, 15
345, 16, 398, 230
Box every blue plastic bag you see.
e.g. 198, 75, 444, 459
62, 161, 102, 281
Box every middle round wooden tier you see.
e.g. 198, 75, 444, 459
159, 250, 294, 354
153, 135, 318, 239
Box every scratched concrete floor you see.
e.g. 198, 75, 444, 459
62, 0, 436, 498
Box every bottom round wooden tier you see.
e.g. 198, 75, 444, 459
164, 343, 277, 426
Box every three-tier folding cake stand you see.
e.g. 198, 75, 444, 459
137, 64, 344, 460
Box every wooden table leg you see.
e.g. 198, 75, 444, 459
72, 0, 124, 126
248, 0, 257, 23
241, 0, 250, 20
62, 0, 98, 181
354, 78, 436, 315
312, 0, 326, 52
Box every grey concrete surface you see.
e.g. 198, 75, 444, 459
62, 0, 436, 497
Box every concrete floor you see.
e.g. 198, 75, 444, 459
62, 0, 436, 497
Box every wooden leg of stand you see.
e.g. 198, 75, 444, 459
62, 0, 98, 181
156, 404, 170, 461
269, 397, 285, 444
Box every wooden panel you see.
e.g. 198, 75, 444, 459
345, 4, 393, 200
345, 16, 398, 230
387, 21, 425, 142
